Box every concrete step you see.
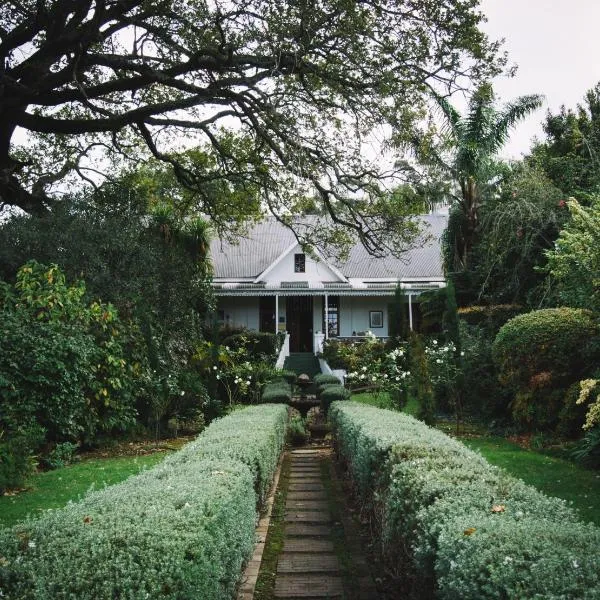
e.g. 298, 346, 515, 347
274, 574, 343, 598
278, 553, 341, 574
283, 539, 335, 553
285, 511, 332, 523
285, 523, 332, 537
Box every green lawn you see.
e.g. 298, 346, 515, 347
349, 392, 600, 526
0, 451, 171, 528
463, 436, 600, 526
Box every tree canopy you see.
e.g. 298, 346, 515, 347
0, 0, 503, 253
531, 83, 600, 203
411, 83, 543, 270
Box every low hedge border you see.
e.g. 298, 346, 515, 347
313, 373, 342, 386
261, 379, 292, 404
330, 402, 600, 599
0, 404, 288, 600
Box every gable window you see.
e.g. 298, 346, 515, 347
294, 253, 306, 273
323, 296, 339, 337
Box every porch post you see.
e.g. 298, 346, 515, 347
408, 293, 413, 331
275, 294, 279, 334
324, 293, 329, 340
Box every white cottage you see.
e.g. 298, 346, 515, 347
210, 215, 447, 353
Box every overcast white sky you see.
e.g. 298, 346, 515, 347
478, 0, 600, 158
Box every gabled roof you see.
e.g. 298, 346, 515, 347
209, 214, 447, 281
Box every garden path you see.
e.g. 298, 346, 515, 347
272, 447, 379, 600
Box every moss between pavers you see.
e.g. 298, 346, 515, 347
253, 454, 291, 600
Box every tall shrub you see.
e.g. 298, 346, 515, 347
410, 334, 436, 425
493, 308, 600, 430
0, 263, 137, 452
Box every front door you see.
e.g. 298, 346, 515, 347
259, 297, 276, 332
288, 296, 313, 352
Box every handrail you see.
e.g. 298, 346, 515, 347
275, 332, 290, 369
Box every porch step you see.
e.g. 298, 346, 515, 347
284, 353, 321, 379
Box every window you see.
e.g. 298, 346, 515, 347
369, 310, 383, 328
294, 253, 306, 273
322, 296, 339, 337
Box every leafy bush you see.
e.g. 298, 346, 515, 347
313, 374, 342, 386
277, 370, 298, 385
221, 331, 280, 360
493, 308, 600, 430
0, 404, 287, 599
288, 415, 309, 446
459, 323, 511, 420
261, 380, 292, 404
0, 263, 137, 459
40, 442, 79, 471
319, 385, 349, 416
330, 402, 600, 599
321, 337, 387, 371
0, 425, 43, 494
458, 304, 523, 333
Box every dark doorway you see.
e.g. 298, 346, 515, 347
288, 296, 314, 352
259, 296, 276, 333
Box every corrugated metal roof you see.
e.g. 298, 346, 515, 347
209, 214, 447, 280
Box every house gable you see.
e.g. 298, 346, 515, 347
254, 243, 347, 285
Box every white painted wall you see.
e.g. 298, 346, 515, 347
218, 297, 260, 330
218, 294, 398, 337
339, 296, 390, 337
313, 296, 323, 334
262, 245, 343, 284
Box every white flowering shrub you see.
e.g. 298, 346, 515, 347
0, 404, 288, 599
330, 401, 600, 599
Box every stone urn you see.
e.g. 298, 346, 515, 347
296, 373, 311, 398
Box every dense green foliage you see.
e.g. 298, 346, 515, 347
471, 163, 568, 305
545, 197, 600, 312
457, 304, 523, 332
414, 83, 543, 271
331, 402, 600, 599
220, 332, 282, 362
531, 83, 600, 202
493, 308, 600, 430
0, 262, 138, 491
0, 404, 287, 599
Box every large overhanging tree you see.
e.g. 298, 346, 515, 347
0, 0, 503, 254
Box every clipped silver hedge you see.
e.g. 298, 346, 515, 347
0, 403, 288, 599
330, 401, 600, 599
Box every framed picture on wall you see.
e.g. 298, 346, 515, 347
369, 310, 383, 328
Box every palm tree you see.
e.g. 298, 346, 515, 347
420, 83, 543, 271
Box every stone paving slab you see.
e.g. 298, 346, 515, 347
288, 483, 325, 492
278, 553, 341, 574
288, 467, 321, 473
287, 491, 328, 501
285, 500, 330, 511
274, 575, 344, 598
283, 539, 335, 553
285, 511, 331, 523
285, 523, 332, 537
288, 477, 323, 483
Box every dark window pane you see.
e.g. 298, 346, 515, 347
322, 296, 339, 337
294, 253, 305, 273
